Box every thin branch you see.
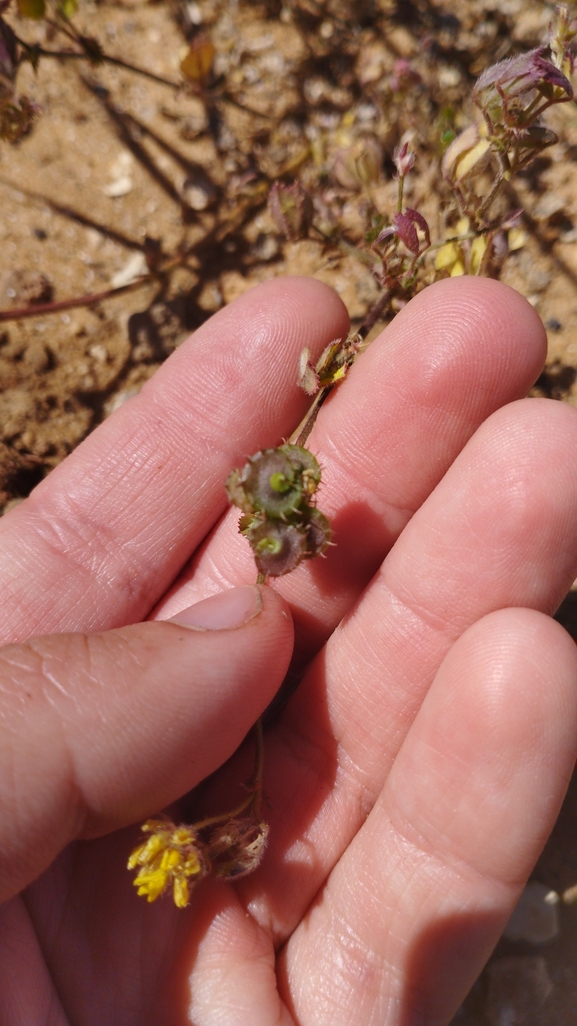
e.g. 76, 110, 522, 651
0, 276, 152, 323
291, 387, 332, 447
357, 289, 391, 339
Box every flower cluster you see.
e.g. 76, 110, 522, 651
128, 814, 269, 907
226, 444, 330, 577
128, 819, 208, 908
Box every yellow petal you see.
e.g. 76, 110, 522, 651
160, 849, 182, 872
127, 848, 145, 871
173, 827, 196, 845
173, 876, 190, 908
127, 829, 170, 869
449, 258, 466, 276
183, 852, 203, 877
134, 868, 168, 901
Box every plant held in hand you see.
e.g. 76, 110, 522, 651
226, 443, 331, 579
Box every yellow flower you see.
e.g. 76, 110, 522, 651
128, 819, 207, 908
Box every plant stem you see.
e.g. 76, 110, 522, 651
0, 276, 151, 323
357, 288, 391, 339
397, 173, 404, 213
251, 718, 265, 819
291, 387, 332, 447
190, 717, 265, 831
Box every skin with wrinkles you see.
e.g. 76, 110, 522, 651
0, 275, 576, 1025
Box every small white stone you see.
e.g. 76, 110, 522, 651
103, 175, 133, 198
88, 343, 109, 364
110, 253, 148, 289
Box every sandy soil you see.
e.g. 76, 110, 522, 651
1, 1, 577, 1021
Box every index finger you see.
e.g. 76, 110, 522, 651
0, 277, 349, 644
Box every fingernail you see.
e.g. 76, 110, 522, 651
168, 586, 263, 631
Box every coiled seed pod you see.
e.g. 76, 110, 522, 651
226, 443, 330, 578
226, 444, 321, 519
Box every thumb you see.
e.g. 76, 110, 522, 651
0, 584, 293, 902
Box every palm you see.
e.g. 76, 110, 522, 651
2, 276, 577, 1025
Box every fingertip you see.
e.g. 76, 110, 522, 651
242, 275, 350, 333
384, 276, 547, 392
185, 275, 350, 368
418, 276, 546, 355
437, 603, 577, 734
393, 605, 577, 883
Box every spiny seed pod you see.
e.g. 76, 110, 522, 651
226, 445, 321, 519
305, 507, 331, 558
226, 443, 331, 578
245, 518, 308, 577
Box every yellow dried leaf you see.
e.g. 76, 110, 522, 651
17, 0, 45, 17
435, 241, 461, 271
508, 228, 527, 252
469, 234, 488, 274
180, 37, 215, 84
453, 138, 492, 182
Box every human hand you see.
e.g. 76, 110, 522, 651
0, 275, 576, 1025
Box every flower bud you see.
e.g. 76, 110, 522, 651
392, 139, 416, 178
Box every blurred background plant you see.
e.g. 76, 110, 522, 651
1, 0, 577, 519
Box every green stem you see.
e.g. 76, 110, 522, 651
397, 173, 404, 214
